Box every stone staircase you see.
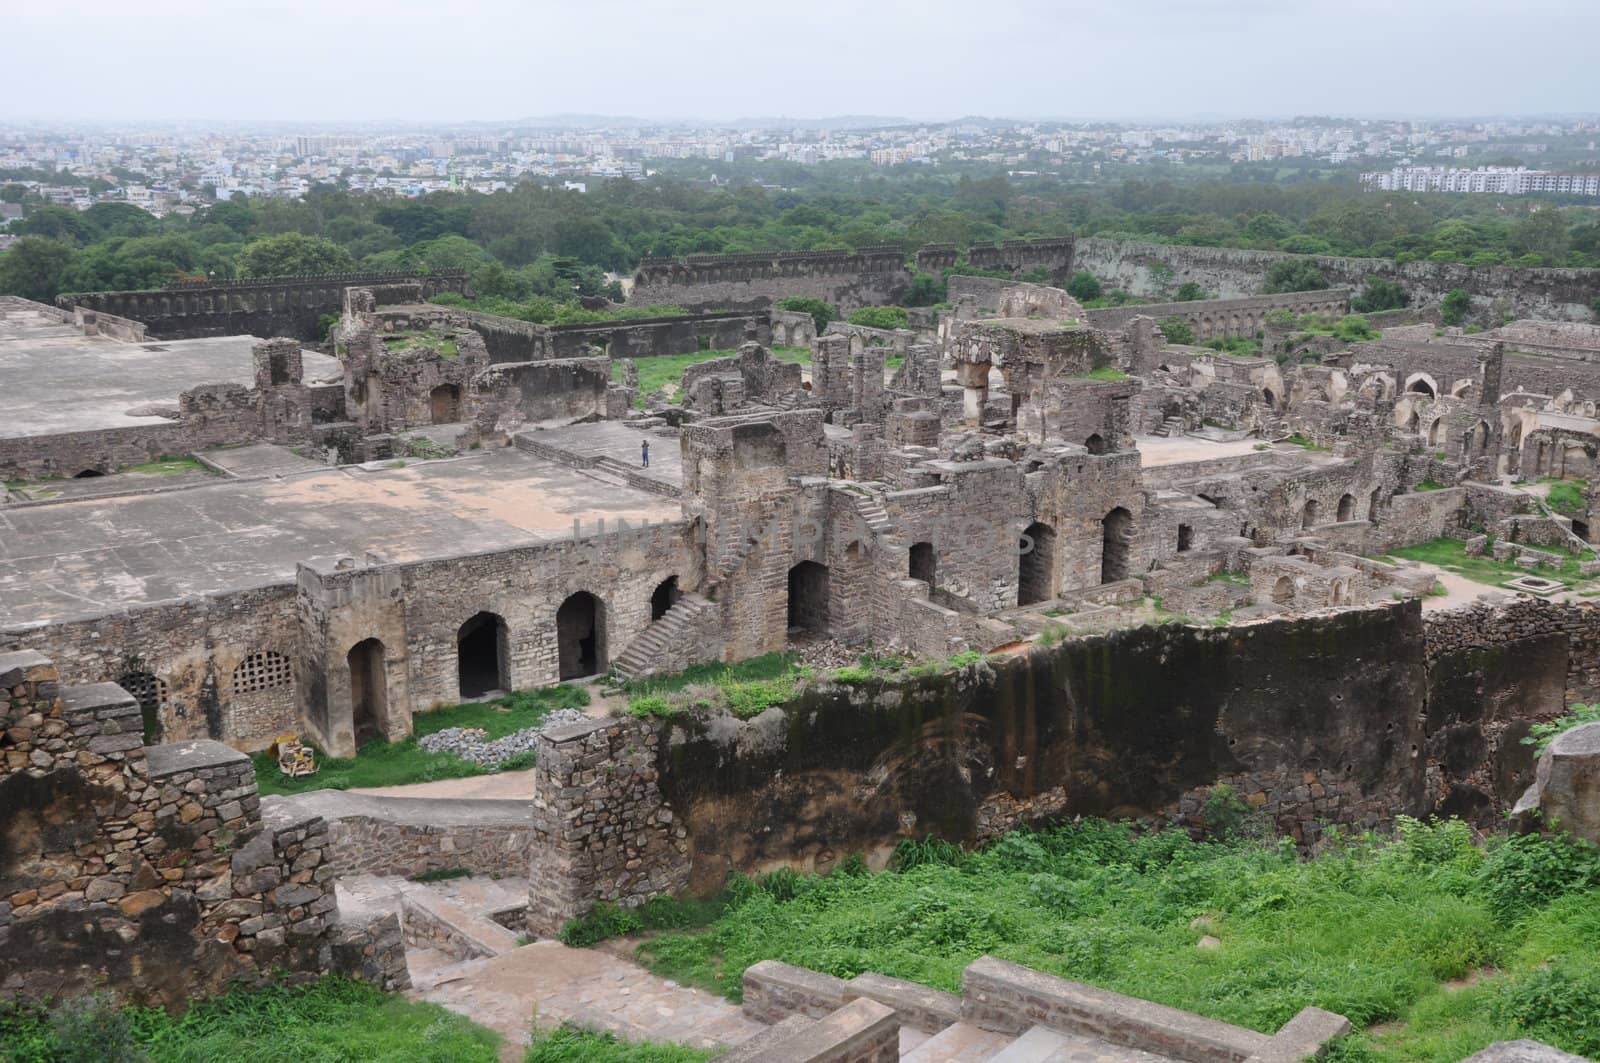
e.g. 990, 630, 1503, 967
715, 956, 1353, 1063
610, 591, 716, 682
854, 493, 896, 537
1152, 415, 1186, 438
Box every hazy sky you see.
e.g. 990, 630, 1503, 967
8, 0, 1599, 123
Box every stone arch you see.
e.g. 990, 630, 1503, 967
1428, 418, 1445, 447
1019, 521, 1056, 604
1101, 507, 1133, 584
557, 592, 606, 679
1177, 523, 1194, 552
1262, 386, 1277, 409
429, 383, 461, 424
1272, 576, 1296, 604
1450, 379, 1475, 399
1337, 493, 1355, 522
1084, 433, 1109, 455
456, 611, 509, 698
1369, 488, 1382, 521
1302, 498, 1320, 529
1405, 373, 1438, 399
118, 670, 168, 745
347, 638, 388, 749
786, 561, 830, 634
909, 541, 936, 586
1331, 579, 1350, 606
651, 576, 680, 620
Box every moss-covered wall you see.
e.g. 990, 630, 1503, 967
657, 602, 1431, 887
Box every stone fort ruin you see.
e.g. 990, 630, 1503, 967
7, 243, 1600, 1061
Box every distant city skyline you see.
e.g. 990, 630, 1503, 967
5, 0, 1599, 123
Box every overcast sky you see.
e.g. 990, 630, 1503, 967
7, 0, 1599, 124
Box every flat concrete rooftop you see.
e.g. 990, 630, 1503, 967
0, 447, 682, 627
0, 308, 340, 439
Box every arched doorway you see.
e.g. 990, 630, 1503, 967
1428, 419, 1445, 447
429, 383, 461, 424
786, 562, 830, 634
909, 541, 936, 585
1369, 489, 1382, 521
1019, 522, 1056, 604
456, 612, 508, 698
1084, 433, 1108, 455
1101, 508, 1133, 584
651, 576, 680, 621
73, 469, 105, 479
1407, 377, 1437, 399
347, 639, 388, 749
1177, 524, 1193, 552
1272, 576, 1295, 604
556, 592, 605, 679
1302, 499, 1320, 529
1337, 494, 1355, 522
1262, 387, 1276, 409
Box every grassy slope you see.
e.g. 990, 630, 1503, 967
254, 686, 587, 796
629, 821, 1600, 1062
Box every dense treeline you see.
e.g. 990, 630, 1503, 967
4, 167, 1599, 307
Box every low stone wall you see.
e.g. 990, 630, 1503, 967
264, 790, 535, 879
0, 651, 405, 1004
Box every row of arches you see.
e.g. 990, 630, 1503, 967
1301, 491, 1381, 530
1016, 508, 1134, 606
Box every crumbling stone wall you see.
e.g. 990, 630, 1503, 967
526, 716, 689, 935
0, 651, 404, 1005
58, 272, 470, 341
1073, 238, 1600, 322
630, 249, 911, 312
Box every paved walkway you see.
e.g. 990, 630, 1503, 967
414, 940, 763, 1057
350, 767, 539, 800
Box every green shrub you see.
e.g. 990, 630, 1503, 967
1545, 480, 1587, 516
1066, 270, 1103, 302
1524, 703, 1600, 754
1350, 279, 1409, 314
831, 665, 873, 684
559, 902, 644, 947
1174, 282, 1208, 302
1157, 316, 1195, 345
1333, 314, 1378, 341
627, 694, 676, 718
1492, 961, 1600, 1056
776, 296, 836, 333
846, 305, 910, 330
1478, 832, 1600, 919
1441, 289, 1472, 327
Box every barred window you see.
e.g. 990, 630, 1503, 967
233, 652, 293, 696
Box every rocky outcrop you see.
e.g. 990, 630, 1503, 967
1513, 722, 1600, 844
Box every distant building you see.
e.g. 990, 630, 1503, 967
1361, 166, 1600, 196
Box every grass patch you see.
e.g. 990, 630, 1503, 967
629, 820, 1600, 1060
253, 685, 588, 795
1414, 480, 1446, 492
126, 455, 206, 476
619, 345, 812, 404
526, 1026, 713, 1062
1075, 366, 1129, 382
1387, 537, 1593, 590
383, 331, 459, 358
620, 652, 809, 720
410, 867, 472, 883
0, 976, 499, 1062
1545, 479, 1588, 516
1206, 571, 1250, 586
1282, 434, 1329, 452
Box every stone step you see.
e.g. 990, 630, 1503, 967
900, 1021, 1016, 1062
712, 1015, 815, 1062
986, 1025, 1070, 1063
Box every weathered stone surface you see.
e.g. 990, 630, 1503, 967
1513, 722, 1600, 844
